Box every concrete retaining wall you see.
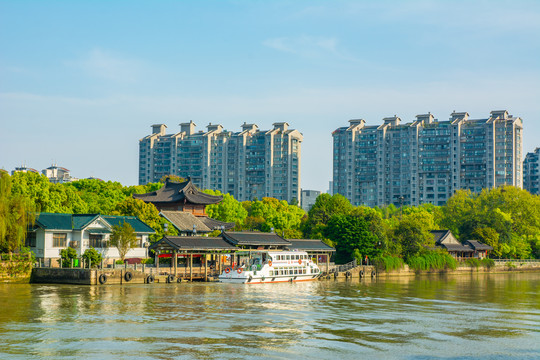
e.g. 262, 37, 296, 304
31, 268, 94, 285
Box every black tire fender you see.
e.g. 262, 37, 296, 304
98, 274, 107, 284
124, 271, 133, 282
147, 275, 155, 284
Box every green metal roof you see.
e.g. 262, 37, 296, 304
72, 214, 100, 230
102, 216, 155, 233
33, 213, 155, 234
35, 213, 72, 230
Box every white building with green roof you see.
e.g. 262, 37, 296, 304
27, 213, 155, 263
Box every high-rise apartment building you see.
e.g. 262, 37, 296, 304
333, 110, 523, 207
139, 122, 302, 202
523, 148, 539, 195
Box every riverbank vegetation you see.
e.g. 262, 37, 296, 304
1, 172, 539, 267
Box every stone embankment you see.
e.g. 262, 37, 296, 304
380, 260, 540, 277
321, 260, 540, 280
30, 267, 182, 285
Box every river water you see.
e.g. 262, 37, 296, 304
1, 272, 539, 359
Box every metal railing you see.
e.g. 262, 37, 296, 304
493, 259, 540, 264
332, 259, 358, 273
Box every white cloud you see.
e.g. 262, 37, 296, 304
263, 35, 356, 61
66, 48, 144, 82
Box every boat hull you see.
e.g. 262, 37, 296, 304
219, 273, 320, 284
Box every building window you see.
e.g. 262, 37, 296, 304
89, 234, 104, 248
25, 232, 36, 247
53, 233, 67, 247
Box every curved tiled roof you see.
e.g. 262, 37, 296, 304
465, 240, 493, 251
287, 239, 335, 252
149, 236, 237, 252
199, 217, 235, 231
221, 231, 291, 246
133, 178, 223, 205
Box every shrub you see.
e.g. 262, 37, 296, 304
407, 251, 457, 272
481, 258, 495, 269
373, 255, 404, 272
141, 258, 154, 265
115, 259, 124, 265
82, 248, 103, 268
59, 248, 77, 268
465, 258, 481, 268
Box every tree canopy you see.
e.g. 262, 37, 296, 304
110, 222, 138, 262
0, 173, 37, 253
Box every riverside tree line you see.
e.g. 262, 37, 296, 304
1, 172, 539, 269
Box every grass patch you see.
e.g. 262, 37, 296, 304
407, 251, 457, 272
373, 255, 404, 272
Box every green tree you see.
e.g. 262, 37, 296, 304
203, 190, 247, 226
303, 193, 353, 239
68, 179, 127, 214
351, 206, 389, 253
393, 211, 435, 261
159, 175, 186, 183
10, 171, 50, 212
82, 248, 103, 268
0, 173, 37, 253
472, 227, 500, 256
59, 247, 77, 268
110, 222, 138, 262
440, 186, 540, 259
324, 214, 380, 264
245, 197, 306, 233
48, 183, 88, 214
113, 197, 176, 242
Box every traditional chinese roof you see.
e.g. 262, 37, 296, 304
431, 230, 473, 252
287, 239, 335, 252
199, 217, 235, 231
160, 211, 235, 233
431, 230, 455, 245
149, 236, 237, 252
133, 178, 223, 205
221, 231, 291, 247
465, 240, 493, 251
438, 243, 474, 252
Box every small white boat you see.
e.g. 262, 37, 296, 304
219, 250, 321, 284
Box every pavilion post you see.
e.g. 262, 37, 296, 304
326, 252, 329, 273
173, 249, 178, 276
155, 251, 160, 274
204, 253, 208, 282
190, 253, 193, 281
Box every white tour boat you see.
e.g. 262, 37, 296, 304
219, 250, 321, 284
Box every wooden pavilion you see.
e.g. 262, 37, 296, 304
148, 235, 237, 281
133, 178, 235, 234
148, 231, 336, 281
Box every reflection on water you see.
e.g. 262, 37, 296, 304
1, 273, 539, 359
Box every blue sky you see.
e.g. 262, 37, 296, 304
1, 0, 539, 191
